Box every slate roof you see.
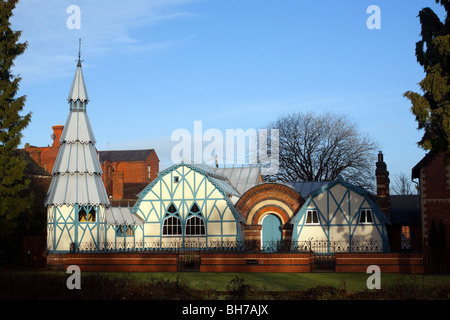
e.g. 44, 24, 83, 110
99, 149, 155, 163
389, 194, 421, 224
283, 181, 331, 198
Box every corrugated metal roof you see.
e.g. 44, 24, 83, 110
44, 172, 109, 207
59, 110, 96, 144
105, 207, 144, 226
209, 176, 241, 197
44, 62, 109, 208
52, 142, 102, 175
211, 167, 261, 194
68, 65, 88, 102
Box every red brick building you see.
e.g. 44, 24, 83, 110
24, 125, 160, 206
25, 124, 64, 174
376, 152, 422, 252
412, 152, 450, 272
99, 149, 159, 205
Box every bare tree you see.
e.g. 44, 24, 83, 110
391, 172, 417, 195
264, 111, 379, 191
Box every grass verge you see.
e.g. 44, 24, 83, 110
1, 271, 450, 300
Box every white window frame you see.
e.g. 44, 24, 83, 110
185, 215, 206, 237
359, 209, 374, 224
162, 215, 182, 236
305, 209, 319, 225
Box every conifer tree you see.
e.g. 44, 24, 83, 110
0, 0, 32, 239
404, 0, 450, 161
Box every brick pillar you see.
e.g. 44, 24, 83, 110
376, 151, 390, 220
243, 225, 262, 250
282, 223, 293, 244
52, 125, 64, 147
112, 171, 124, 200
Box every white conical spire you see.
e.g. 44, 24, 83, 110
68, 39, 88, 102
44, 46, 109, 208
68, 64, 88, 102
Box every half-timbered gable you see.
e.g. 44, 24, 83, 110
131, 163, 244, 249
292, 178, 390, 252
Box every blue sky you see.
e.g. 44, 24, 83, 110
10, 0, 447, 179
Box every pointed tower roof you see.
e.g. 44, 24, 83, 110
44, 46, 109, 207
68, 64, 88, 102
68, 39, 88, 102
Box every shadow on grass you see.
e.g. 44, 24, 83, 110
0, 273, 449, 300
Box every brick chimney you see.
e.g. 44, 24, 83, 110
112, 171, 124, 200
376, 151, 390, 220
52, 125, 64, 147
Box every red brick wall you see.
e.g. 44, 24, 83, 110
25, 145, 60, 174
335, 253, 424, 273
115, 162, 144, 183
200, 253, 312, 272
101, 152, 159, 200
112, 171, 124, 200
47, 253, 178, 272
419, 153, 450, 250
46, 252, 424, 273
24, 125, 64, 174
112, 152, 159, 184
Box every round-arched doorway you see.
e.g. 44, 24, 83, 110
261, 214, 282, 251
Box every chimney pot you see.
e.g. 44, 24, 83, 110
52, 125, 64, 147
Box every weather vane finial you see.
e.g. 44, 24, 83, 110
77, 38, 83, 67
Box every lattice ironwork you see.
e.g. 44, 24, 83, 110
70, 238, 387, 253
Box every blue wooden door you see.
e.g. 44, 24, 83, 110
262, 214, 282, 251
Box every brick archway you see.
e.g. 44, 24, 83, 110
235, 183, 305, 248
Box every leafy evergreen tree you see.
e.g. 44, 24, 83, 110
404, 0, 450, 161
0, 0, 32, 241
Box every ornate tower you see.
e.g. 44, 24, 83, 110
45, 44, 110, 252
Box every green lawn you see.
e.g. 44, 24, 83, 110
103, 272, 450, 292
2, 270, 450, 299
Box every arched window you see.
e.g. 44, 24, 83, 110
185, 203, 205, 236
78, 206, 96, 222
163, 203, 182, 236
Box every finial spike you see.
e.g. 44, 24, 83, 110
77, 38, 83, 67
